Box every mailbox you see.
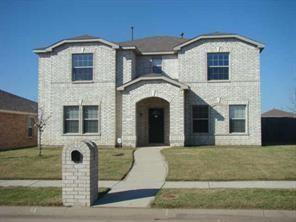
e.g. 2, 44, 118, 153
62, 140, 98, 206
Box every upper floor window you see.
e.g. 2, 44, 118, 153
229, 105, 246, 133
72, 54, 93, 81
152, 58, 162, 74
207, 53, 229, 80
192, 105, 209, 133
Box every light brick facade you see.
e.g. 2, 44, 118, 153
36, 34, 263, 147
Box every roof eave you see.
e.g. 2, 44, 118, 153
34, 39, 120, 54
117, 76, 189, 91
173, 34, 265, 52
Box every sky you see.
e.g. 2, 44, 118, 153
0, 0, 295, 112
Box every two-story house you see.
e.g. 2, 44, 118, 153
34, 32, 264, 147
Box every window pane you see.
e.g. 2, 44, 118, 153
64, 120, 79, 133
207, 53, 229, 80
192, 105, 209, 133
230, 119, 245, 133
208, 67, 229, 80
28, 128, 33, 137
72, 68, 93, 81
83, 120, 98, 133
64, 106, 79, 119
152, 58, 162, 73
192, 105, 208, 119
230, 105, 246, 119
152, 66, 162, 73
72, 54, 93, 81
83, 106, 98, 133
83, 106, 98, 119
152, 58, 161, 66
72, 54, 93, 67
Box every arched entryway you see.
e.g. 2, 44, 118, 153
136, 97, 170, 147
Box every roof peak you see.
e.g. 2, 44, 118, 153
119, 35, 188, 43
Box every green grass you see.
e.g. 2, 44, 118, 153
162, 145, 296, 181
152, 188, 296, 209
0, 187, 109, 206
0, 147, 134, 180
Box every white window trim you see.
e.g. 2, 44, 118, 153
206, 52, 231, 82
71, 53, 94, 82
228, 104, 249, 135
83, 106, 99, 134
63, 106, 80, 134
62, 105, 101, 136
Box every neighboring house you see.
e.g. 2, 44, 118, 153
34, 32, 264, 147
0, 90, 37, 150
262, 108, 296, 145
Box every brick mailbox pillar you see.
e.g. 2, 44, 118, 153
62, 140, 98, 207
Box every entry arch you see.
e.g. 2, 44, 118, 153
136, 97, 170, 146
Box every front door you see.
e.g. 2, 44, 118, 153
149, 108, 164, 144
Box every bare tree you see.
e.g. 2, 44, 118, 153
34, 107, 50, 156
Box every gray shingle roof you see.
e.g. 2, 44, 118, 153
34, 32, 264, 53
262, 109, 296, 118
118, 36, 188, 52
34, 35, 100, 51
0, 90, 37, 114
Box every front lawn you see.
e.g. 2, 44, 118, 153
163, 145, 296, 181
0, 187, 109, 206
152, 188, 296, 209
0, 147, 134, 180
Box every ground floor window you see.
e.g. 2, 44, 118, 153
229, 105, 246, 133
27, 117, 34, 137
64, 106, 79, 133
64, 105, 99, 134
192, 105, 209, 133
83, 106, 98, 133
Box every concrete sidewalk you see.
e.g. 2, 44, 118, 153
1, 179, 295, 189
0, 180, 118, 188
0, 206, 295, 222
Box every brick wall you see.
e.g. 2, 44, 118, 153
179, 38, 261, 145
38, 37, 262, 147
38, 43, 116, 147
0, 112, 37, 150
136, 55, 178, 79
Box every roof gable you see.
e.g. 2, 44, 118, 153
174, 33, 265, 52
117, 74, 189, 91
34, 35, 119, 54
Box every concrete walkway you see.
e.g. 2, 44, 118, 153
1, 179, 296, 189
94, 146, 168, 207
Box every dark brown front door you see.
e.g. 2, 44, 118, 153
149, 108, 164, 143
